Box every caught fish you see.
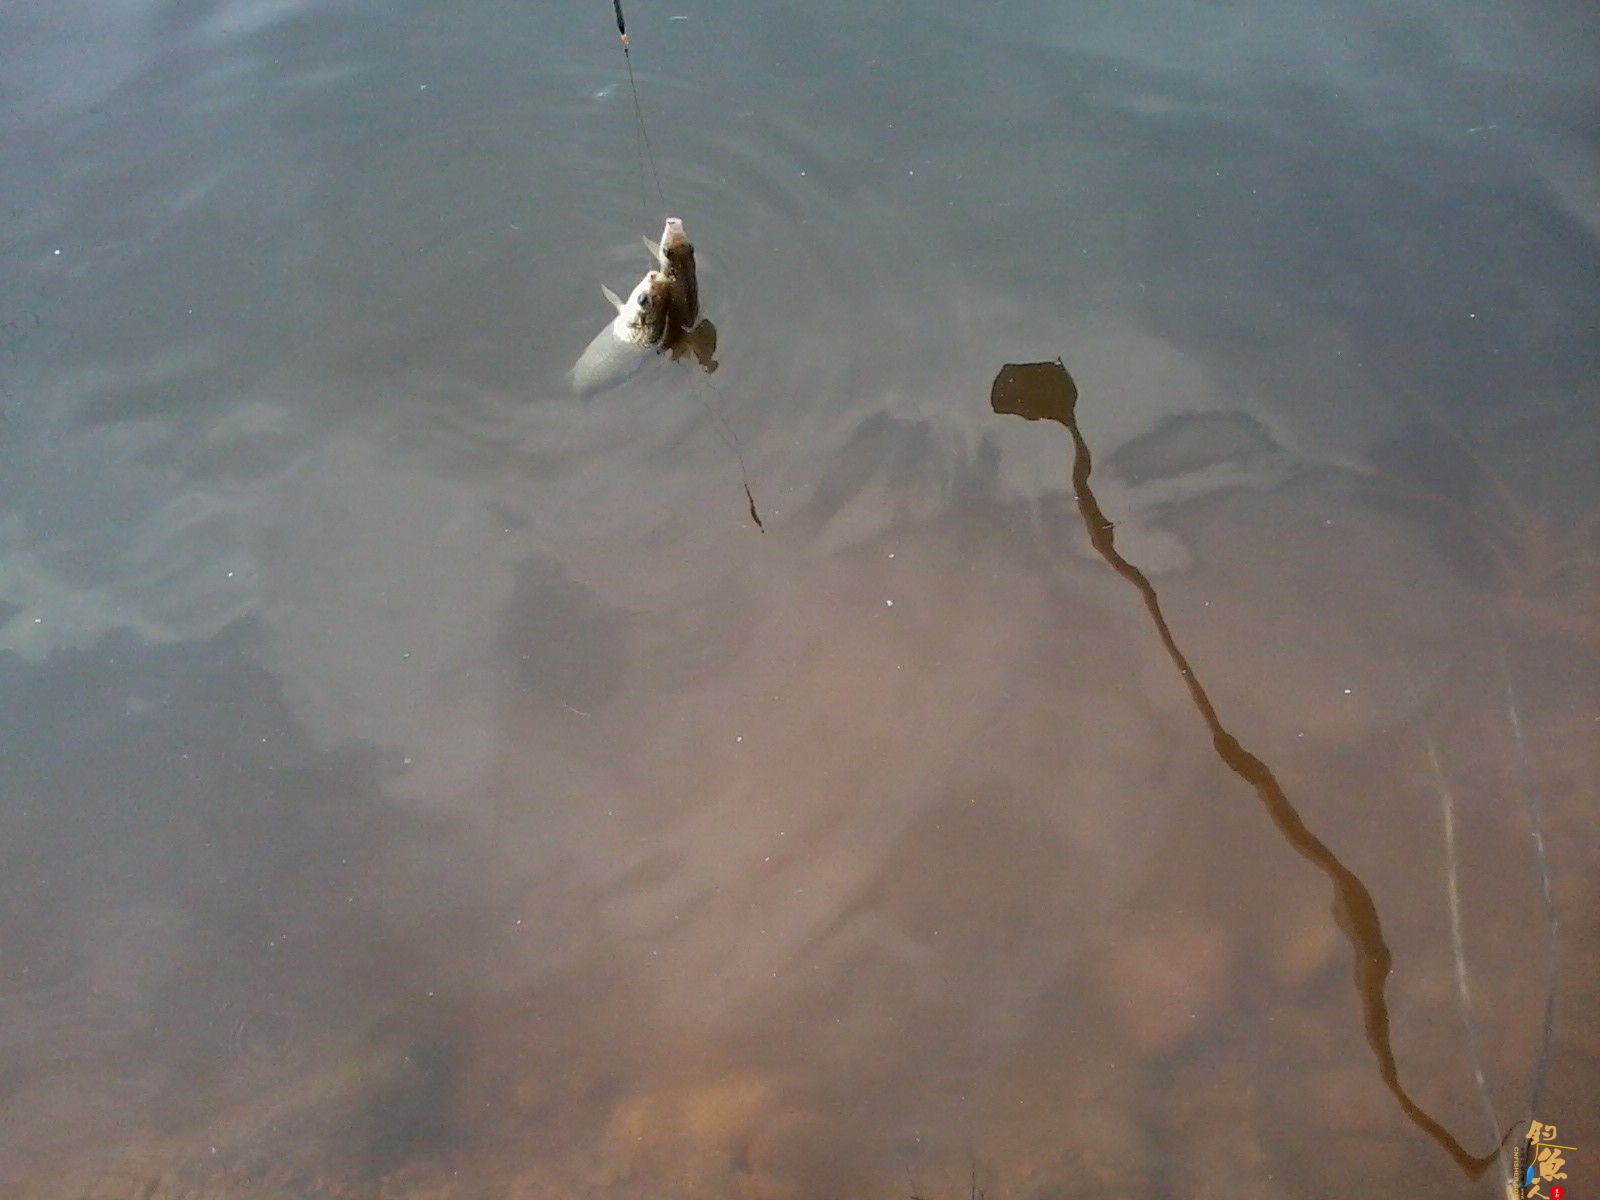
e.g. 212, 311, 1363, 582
643, 216, 699, 342
568, 269, 671, 396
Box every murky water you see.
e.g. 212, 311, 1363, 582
2, 0, 1596, 1196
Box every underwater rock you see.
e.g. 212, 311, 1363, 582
1264, 894, 1340, 992
1164, 1068, 1274, 1200
1098, 912, 1234, 1056
1106, 410, 1280, 483
1302, 1062, 1395, 1136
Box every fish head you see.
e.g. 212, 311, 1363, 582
660, 217, 689, 251
655, 217, 699, 338
616, 269, 671, 347
659, 217, 694, 272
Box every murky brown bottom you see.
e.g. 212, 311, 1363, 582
11, 366, 1596, 1200
4, 2, 1596, 1195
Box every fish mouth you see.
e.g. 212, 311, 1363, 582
660, 217, 689, 251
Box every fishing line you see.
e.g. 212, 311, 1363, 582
1494, 612, 1558, 1118
608, 2, 747, 524
688, 371, 765, 531
610, 0, 668, 214
1383, 631, 1504, 1159
1406, 396, 1560, 1131
1420, 729, 1503, 1148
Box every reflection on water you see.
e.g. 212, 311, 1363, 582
1, 0, 1596, 1196
991, 360, 1512, 1178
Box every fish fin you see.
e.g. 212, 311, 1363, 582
642, 236, 666, 265
601, 284, 625, 312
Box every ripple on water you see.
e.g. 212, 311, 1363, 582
226, 1006, 298, 1067
271, 48, 954, 409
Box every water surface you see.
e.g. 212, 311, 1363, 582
1, 0, 1596, 1195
